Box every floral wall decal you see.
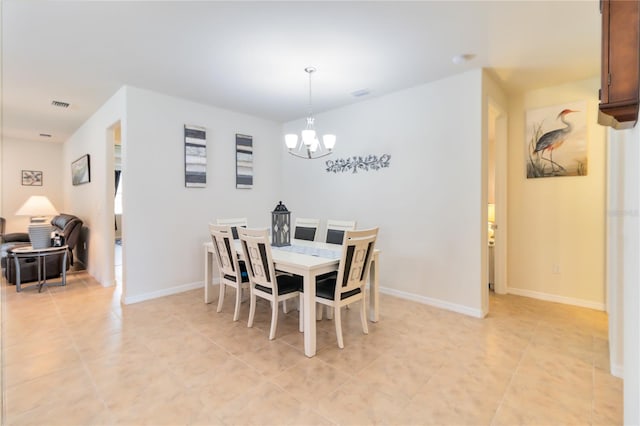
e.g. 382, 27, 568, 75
326, 154, 391, 174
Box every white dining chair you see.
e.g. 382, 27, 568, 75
294, 217, 320, 241
325, 219, 357, 244
209, 224, 250, 321
317, 219, 358, 319
315, 227, 378, 348
237, 227, 304, 340
216, 217, 248, 239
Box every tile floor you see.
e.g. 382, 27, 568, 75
1, 272, 622, 425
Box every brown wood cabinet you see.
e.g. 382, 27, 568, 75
598, 0, 640, 129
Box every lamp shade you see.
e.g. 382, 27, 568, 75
15, 196, 58, 249
16, 196, 59, 217
301, 129, 316, 146
285, 134, 298, 149
323, 134, 336, 150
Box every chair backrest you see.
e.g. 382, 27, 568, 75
294, 217, 320, 241
209, 224, 243, 279
334, 228, 378, 298
325, 219, 357, 244
216, 217, 248, 239
237, 227, 277, 292
51, 214, 83, 250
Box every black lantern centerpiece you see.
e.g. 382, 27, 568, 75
271, 201, 291, 247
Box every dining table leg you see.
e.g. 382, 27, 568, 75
204, 246, 215, 304
303, 270, 317, 357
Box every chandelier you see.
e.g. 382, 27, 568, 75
285, 67, 336, 159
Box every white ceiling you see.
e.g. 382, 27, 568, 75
2, 1, 601, 144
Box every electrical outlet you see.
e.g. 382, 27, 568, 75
552, 264, 561, 274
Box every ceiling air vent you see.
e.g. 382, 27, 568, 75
51, 100, 70, 108
350, 89, 370, 98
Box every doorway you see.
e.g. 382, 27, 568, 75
487, 99, 508, 301
103, 121, 124, 302
113, 123, 123, 291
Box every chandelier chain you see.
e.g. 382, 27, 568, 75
307, 68, 314, 119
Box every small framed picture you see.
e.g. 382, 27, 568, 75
71, 154, 91, 185
21, 170, 43, 186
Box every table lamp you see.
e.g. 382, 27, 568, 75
15, 195, 59, 249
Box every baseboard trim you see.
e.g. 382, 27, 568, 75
507, 287, 606, 311
610, 362, 624, 378
379, 286, 485, 318
101, 279, 115, 288
123, 281, 203, 305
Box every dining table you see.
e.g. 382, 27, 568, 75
203, 237, 380, 357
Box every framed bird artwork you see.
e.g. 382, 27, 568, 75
525, 101, 587, 178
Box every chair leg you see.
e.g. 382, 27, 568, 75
316, 302, 324, 321
282, 299, 289, 314
360, 298, 369, 334
247, 290, 256, 328
217, 283, 225, 313
299, 294, 304, 333
269, 298, 278, 340
233, 285, 242, 322
334, 305, 344, 349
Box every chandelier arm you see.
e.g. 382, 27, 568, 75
287, 149, 332, 159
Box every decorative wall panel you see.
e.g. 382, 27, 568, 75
184, 125, 206, 188
236, 134, 253, 189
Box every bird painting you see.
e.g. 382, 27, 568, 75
526, 102, 587, 178
533, 109, 577, 172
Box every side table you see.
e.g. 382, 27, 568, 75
9, 245, 68, 292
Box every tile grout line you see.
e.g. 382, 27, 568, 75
488, 319, 540, 426
47, 278, 117, 424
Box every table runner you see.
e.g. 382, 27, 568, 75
273, 244, 341, 259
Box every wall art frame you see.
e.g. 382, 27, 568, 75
21, 170, 43, 186
184, 124, 207, 188
526, 100, 588, 178
71, 154, 91, 185
236, 134, 253, 189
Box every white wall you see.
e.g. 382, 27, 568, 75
121, 86, 282, 301
607, 124, 640, 424
507, 78, 607, 309
482, 70, 509, 311
282, 70, 485, 316
1, 139, 64, 232
63, 87, 126, 285
607, 128, 625, 379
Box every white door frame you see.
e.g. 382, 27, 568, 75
486, 98, 508, 299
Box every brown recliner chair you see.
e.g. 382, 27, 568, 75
4, 214, 84, 285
